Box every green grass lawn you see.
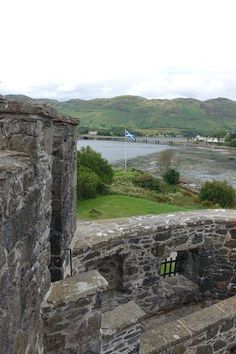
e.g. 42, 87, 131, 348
77, 194, 203, 220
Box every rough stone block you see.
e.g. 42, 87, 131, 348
101, 301, 145, 338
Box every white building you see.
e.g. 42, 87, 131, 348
194, 134, 225, 143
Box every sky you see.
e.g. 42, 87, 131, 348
0, 0, 236, 101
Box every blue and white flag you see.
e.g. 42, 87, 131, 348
125, 129, 136, 142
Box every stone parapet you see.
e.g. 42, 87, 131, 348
42, 270, 108, 354
140, 295, 236, 353
72, 210, 236, 314
73, 210, 236, 252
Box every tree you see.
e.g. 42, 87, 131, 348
156, 149, 181, 176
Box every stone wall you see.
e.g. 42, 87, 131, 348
141, 295, 236, 354
49, 120, 77, 281
0, 150, 47, 354
0, 97, 78, 354
42, 270, 108, 354
72, 210, 236, 314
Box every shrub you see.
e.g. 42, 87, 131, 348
199, 180, 236, 208
77, 166, 100, 199
163, 168, 180, 185
77, 146, 113, 185
133, 173, 161, 192
77, 146, 114, 198
225, 133, 236, 147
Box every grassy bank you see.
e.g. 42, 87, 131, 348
77, 195, 203, 220
77, 168, 206, 220
109, 169, 201, 207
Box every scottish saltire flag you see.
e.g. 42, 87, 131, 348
125, 129, 136, 142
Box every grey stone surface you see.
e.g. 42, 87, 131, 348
181, 305, 227, 333
216, 293, 236, 317
49, 120, 78, 281
72, 210, 236, 314
101, 301, 144, 354
42, 271, 108, 354
42, 270, 108, 306
140, 295, 236, 354
101, 300, 145, 337
141, 318, 191, 354
0, 97, 78, 354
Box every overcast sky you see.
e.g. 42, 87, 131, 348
1, 0, 236, 101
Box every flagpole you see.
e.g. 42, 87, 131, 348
124, 132, 127, 172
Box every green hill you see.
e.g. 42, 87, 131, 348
4, 94, 236, 135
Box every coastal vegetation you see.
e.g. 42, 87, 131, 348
76, 148, 204, 219
163, 168, 180, 185
156, 149, 181, 176
199, 180, 236, 208
76, 146, 236, 220
77, 146, 113, 199
225, 133, 236, 147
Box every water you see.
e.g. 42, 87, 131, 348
77, 139, 236, 188
77, 140, 169, 162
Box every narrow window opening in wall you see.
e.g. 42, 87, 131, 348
160, 252, 185, 277
96, 254, 124, 291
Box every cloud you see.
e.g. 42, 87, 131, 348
1, 0, 236, 101
126, 70, 235, 100
1, 69, 235, 101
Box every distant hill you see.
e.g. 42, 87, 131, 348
4, 94, 236, 135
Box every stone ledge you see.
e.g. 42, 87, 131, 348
181, 304, 228, 333
73, 210, 236, 253
42, 270, 108, 308
141, 295, 236, 354
101, 301, 145, 338
216, 294, 236, 317
141, 318, 191, 354
0, 96, 78, 125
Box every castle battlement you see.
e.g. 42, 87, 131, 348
0, 98, 236, 354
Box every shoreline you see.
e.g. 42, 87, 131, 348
79, 135, 235, 151
78, 138, 236, 191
